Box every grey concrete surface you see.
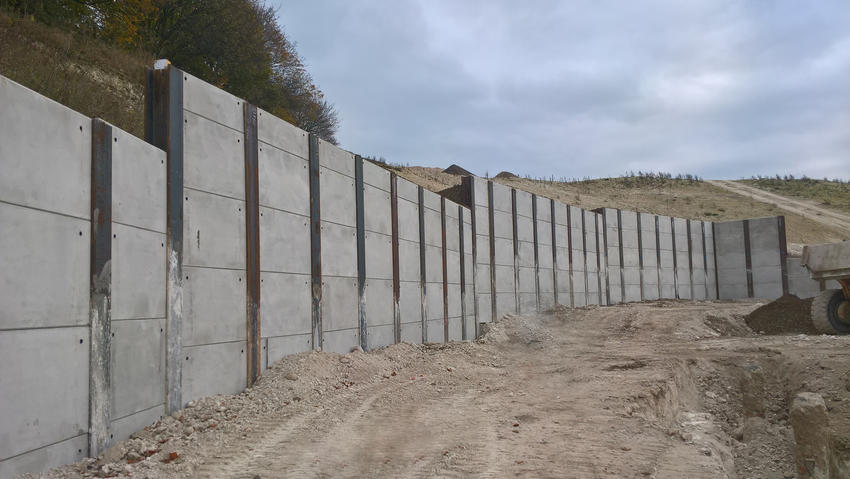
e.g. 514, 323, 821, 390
673, 218, 692, 300
715, 220, 749, 299
657, 215, 676, 299
640, 213, 659, 301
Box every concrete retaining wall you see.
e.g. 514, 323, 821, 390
0, 64, 807, 477
714, 217, 790, 301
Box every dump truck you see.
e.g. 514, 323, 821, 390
802, 240, 850, 334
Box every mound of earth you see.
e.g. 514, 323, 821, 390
744, 294, 818, 335
442, 164, 473, 176
495, 171, 518, 178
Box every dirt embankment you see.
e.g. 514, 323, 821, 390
745, 294, 818, 335
29, 301, 850, 479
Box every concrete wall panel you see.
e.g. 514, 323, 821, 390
260, 272, 311, 337
0, 327, 89, 462
321, 222, 358, 277
318, 140, 354, 177
319, 167, 356, 227
183, 72, 243, 131
423, 208, 442, 247
367, 324, 395, 349
323, 329, 359, 354
366, 233, 394, 280
321, 276, 359, 332
492, 210, 513, 240
260, 207, 311, 274
398, 239, 421, 282
183, 189, 245, 269
0, 203, 89, 329
365, 279, 394, 328
258, 144, 309, 216
398, 281, 422, 326
397, 197, 420, 242
110, 319, 164, 420
714, 220, 748, 299
0, 434, 87, 479
400, 321, 423, 344
267, 334, 312, 363
396, 177, 419, 203
491, 182, 512, 212
183, 266, 246, 346
112, 224, 166, 321
112, 129, 167, 232
363, 161, 390, 191
0, 77, 91, 219
423, 189, 441, 213
109, 405, 163, 452
364, 187, 392, 236
426, 320, 444, 344
257, 108, 308, 160
183, 111, 244, 199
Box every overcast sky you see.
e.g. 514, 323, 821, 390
275, 1, 849, 180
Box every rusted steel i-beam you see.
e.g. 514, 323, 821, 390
743, 219, 754, 298
687, 219, 694, 300
566, 205, 575, 307
550, 200, 558, 306
458, 204, 468, 340
145, 63, 183, 414
532, 195, 540, 312
488, 181, 497, 322
671, 217, 679, 299
354, 155, 368, 350
243, 103, 261, 384
637, 212, 644, 301
89, 118, 113, 457
441, 197, 449, 342
418, 186, 428, 343
390, 174, 401, 343
308, 134, 323, 350
711, 222, 720, 299
778, 216, 789, 295
617, 209, 625, 302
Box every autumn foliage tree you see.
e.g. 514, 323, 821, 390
4, 0, 340, 143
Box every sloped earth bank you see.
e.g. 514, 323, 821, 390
29, 301, 850, 479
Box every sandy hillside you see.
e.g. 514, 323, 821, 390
394, 166, 848, 246
32, 300, 850, 479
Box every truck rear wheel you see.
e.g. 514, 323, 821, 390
812, 289, 850, 334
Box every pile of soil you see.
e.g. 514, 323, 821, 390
744, 294, 818, 335
495, 171, 518, 179
442, 164, 473, 176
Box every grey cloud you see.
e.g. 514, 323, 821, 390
276, 0, 849, 180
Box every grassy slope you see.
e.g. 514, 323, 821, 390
0, 10, 151, 137
740, 179, 850, 215
1, 11, 843, 246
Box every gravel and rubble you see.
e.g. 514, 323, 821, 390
24, 300, 850, 479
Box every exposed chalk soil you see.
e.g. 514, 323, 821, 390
25, 300, 850, 478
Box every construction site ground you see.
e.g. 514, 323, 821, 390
31, 299, 850, 479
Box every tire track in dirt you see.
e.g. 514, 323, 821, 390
708, 180, 850, 235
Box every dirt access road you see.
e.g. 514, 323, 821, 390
709, 180, 850, 236
35, 301, 850, 479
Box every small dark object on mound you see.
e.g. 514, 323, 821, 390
495, 171, 518, 179
745, 294, 818, 335
443, 164, 473, 176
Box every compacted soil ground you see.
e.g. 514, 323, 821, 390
30, 300, 850, 478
